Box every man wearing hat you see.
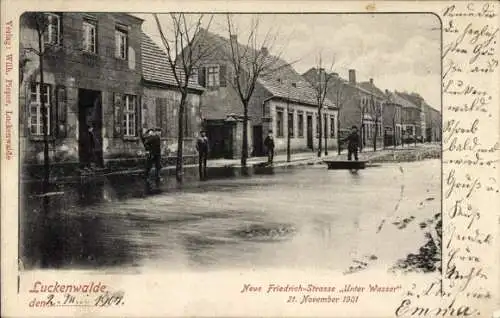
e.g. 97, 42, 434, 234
196, 130, 209, 180
344, 125, 360, 161
263, 130, 275, 164
142, 128, 162, 188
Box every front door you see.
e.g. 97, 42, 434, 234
78, 89, 103, 168
252, 125, 263, 156
306, 115, 313, 149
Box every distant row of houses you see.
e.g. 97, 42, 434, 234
20, 12, 441, 172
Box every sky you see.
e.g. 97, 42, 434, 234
137, 13, 441, 109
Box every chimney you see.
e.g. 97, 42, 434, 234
261, 47, 269, 56
369, 78, 374, 85
348, 69, 356, 84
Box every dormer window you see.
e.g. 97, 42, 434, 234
291, 82, 297, 88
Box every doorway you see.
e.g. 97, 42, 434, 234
206, 120, 234, 159
306, 115, 313, 150
78, 89, 103, 168
252, 125, 263, 156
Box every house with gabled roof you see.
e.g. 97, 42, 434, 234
141, 32, 205, 163
303, 68, 385, 150
395, 91, 424, 142
190, 29, 338, 159
384, 90, 405, 146
19, 12, 145, 176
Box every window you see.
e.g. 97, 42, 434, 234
288, 111, 294, 138
123, 95, 136, 137
298, 112, 304, 137
115, 27, 128, 60
330, 115, 335, 138
82, 19, 97, 53
276, 108, 284, 137
206, 65, 220, 88
44, 13, 61, 45
29, 83, 51, 136
378, 122, 383, 137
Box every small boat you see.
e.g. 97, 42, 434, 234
323, 160, 366, 170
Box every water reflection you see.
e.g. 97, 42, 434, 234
20, 160, 441, 271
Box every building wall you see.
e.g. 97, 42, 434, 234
19, 12, 143, 165
143, 86, 202, 157
265, 99, 338, 153
382, 103, 403, 145
402, 107, 421, 136
430, 108, 442, 142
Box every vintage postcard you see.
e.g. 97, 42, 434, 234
1, 0, 499, 317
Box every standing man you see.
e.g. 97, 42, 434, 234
142, 128, 162, 188
345, 125, 360, 161
264, 130, 275, 165
85, 125, 99, 170
196, 130, 209, 180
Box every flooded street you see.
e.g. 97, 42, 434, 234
21, 160, 441, 274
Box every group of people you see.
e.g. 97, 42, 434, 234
141, 124, 361, 188
262, 125, 360, 163
142, 128, 209, 188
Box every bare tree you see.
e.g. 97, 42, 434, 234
153, 13, 214, 182
358, 95, 368, 153
22, 13, 60, 196
367, 94, 382, 152
225, 14, 287, 167
330, 78, 346, 155
309, 55, 336, 157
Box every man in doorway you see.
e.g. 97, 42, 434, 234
196, 130, 209, 181
84, 124, 99, 171
142, 128, 162, 188
345, 125, 360, 161
264, 130, 275, 165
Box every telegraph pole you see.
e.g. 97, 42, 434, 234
287, 98, 291, 162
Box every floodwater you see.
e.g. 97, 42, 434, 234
20, 160, 441, 274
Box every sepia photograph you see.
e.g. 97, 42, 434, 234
18, 12, 442, 277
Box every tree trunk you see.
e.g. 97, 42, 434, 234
286, 101, 291, 162
241, 103, 249, 167
39, 39, 50, 191
373, 120, 377, 152
393, 119, 397, 149
38, 29, 51, 268
317, 108, 322, 157
176, 93, 187, 182
324, 116, 328, 156
337, 113, 341, 155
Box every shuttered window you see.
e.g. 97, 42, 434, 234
28, 83, 52, 136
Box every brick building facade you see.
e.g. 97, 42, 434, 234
383, 91, 404, 146
397, 92, 424, 142
303, 69, 384, 150
20, 12, 144, 175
